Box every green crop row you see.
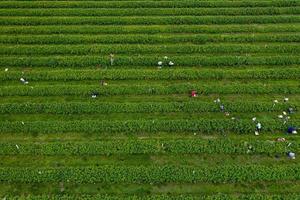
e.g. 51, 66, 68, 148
1, 82, 299, 96
0, 101, 297, 114
0, 119, 295, 134
1, 1, 298, 9
0, 16, 299, 25
1, 24, 299, 35
0, 164, 300, 183
1, 44, 299, 56
0, 138, 296, 155
1, 33, 299, 45
1, 68, 300, 81
1, 55, 300, 67
5, 194, 300, 200
2, 7, 300, 17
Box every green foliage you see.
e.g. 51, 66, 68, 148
1, 24, 299, 35
1, 33, 299, 45
0, 55, 300, 67
0, 82, 299, 96
1, 68, 299, 81
0, 164, 300, 184
0, 101, 297, 114
1, 1, 298, 9
1, 7, 299, 17
0, 16, 299, 26
5, 194, 300, 200
1, 44, 299, 56
0, 138, 295, 155
0, 119, 293, 134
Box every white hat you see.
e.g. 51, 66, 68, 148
252, 117, 257, 122
284, 97, 289, 101
278, 115, 283, 119
274, 100, 278, 103
283, 111, 287, 115
158, 61, 163, 66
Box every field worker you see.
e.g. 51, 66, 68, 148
20, 78, 29, 84
214, 98, 221, 103
158, 61, 163, 69
287, 152, 296, 159
287, 126, 297, 134
191, 90, 197, 97
110, 54, 114, 66
220, 104, 225, 112
273, 99, 278, 107
168, 61, 174, 67
288, 107, 294, 114
284, 97, 289, 103
276, 137, 286, 142
91, 91, 99, 98
100, 80, 108, 86
255, 122, 262, 135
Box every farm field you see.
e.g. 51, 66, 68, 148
0, 0, 300, 199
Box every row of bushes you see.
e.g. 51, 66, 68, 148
0, 138, 296, 155
1, 83, 299, 96
6, 194, 300, 200
1, 44, 299, 55
0, 164, 300, 183
0, 55, 299, 67
0, 119, 295, 134
1, 33, 299, 44
0, 101, 297, 114
1, 16, 299, 25
1, 24, 299, 35
1, 68, 300, 81
2, 7, 299, 17
1, 1, 298, 8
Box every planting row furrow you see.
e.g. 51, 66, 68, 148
1, 33, 298, 45
0, 138, 297, 155
1, 24, 299, 35
1, 83, 299, 96
1, 44, 299, 56
1, 68, 300, 81
0, 16, 299, 25
0, 101, 297, 114
1, 164, 300, 183
2, 7, 300, 17
0, 119, 297, 134
0, 1, 298, 9
0, 55, 299, 67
